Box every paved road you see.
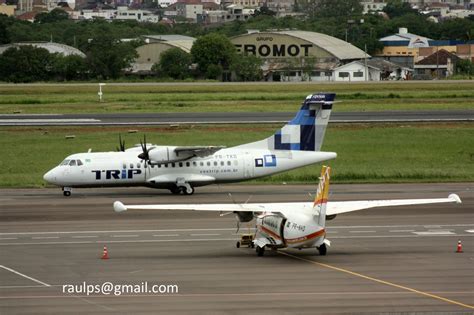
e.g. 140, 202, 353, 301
1, 110, 473, 126
0, 183, 473, 314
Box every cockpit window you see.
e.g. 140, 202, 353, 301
69, 160, 76, 166
77, 160, 83, 166
60, 159, 70, 166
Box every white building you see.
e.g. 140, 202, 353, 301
78, 9, 116, 20
331, 61, 381, 82
361, 0, 387, 14
116, 7, 159, 22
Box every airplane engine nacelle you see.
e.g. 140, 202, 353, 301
235, 211, 254, 222
326, 214, 337, 221
148, 147, 193, 164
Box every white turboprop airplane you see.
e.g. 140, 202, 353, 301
113, 166, 462, 256
44, 92, 337, 196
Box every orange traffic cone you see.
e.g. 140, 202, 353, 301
456, 240, 463, 253
101, 245, 109, 259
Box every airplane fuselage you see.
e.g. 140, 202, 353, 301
44, 147, 336, 190
255, 212, 325, 249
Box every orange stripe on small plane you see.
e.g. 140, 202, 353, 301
258, 225, 282, 240
286, 229, 325, 244
313, 198, 328, 206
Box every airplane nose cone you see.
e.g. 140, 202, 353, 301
43, 170, 56, 184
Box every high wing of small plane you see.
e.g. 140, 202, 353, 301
113, 166, 462, 256
113, 194, 461, 216
44, 92, 337, 196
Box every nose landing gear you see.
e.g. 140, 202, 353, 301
62, 187, 72, 197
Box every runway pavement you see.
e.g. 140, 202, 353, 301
1, 110, 473, 126
0, 183, 473, 314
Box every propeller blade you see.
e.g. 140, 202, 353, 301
117, 134, 125, 152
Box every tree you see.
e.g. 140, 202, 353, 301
455, 59, 474, 76
231, 54, 263, 81
0, 46, 55, 82
154, 48, 192, 79
383, 0, 418, 19
253, 5, 276, 17
303, 0, 362, 19
190, 33, 237, 77
85, 33, 138, 79
0, 14, 14, 44
53, 54, 89, 81
34, 8, 69, 24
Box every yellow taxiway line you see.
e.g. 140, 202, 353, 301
278, 251, 474, 310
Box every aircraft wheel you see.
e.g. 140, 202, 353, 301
236, 241, 240, 248
317, 243, 327, 256
183, 186, 194, 195
256, 246, 265, 257
63, 191, 71, 197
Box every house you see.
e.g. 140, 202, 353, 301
414, 49, 461, 79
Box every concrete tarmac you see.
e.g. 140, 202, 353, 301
0, 183, 473, 314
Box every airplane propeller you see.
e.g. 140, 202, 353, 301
138, 135, 152, 180
138, 134, 150, 161
116, 134, 126, 152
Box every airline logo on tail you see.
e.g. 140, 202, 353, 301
274, 93, 335, 151
313, 165, 331, 210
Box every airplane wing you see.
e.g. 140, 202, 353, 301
174, 146, 225, 157
113, 202, 270, 213
325, 194, 462, 216
113, 195, 461, 214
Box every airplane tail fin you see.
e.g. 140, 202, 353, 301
313, 165, 331, 227
235, 92, 335, 151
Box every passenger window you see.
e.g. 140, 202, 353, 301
123, 163, 126, 169
130, 163, 134, 169
193, 161, 197, 167
164, 164, 168, 168
158, 164, 161, 168
137, 163, 140, 169
200, 162, 204, 166
220, 161, 224, 166
227, 161, 231, 166
77, 160, 83, 166
214, 161, 218, 166
179, 162, 183, 167
171, 163, 175, 168
207, 162, 210, 166
69, 160, 76, 166
186, 162, 190, 167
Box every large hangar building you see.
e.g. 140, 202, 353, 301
230, 30, 371, 81
131, 35, 196, 74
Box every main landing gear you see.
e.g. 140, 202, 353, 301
256, 245, 265, 257
317, 243, 327, 256
170, 184, 195, 195
62, 187, 72, 197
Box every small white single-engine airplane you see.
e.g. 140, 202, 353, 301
44, 92, 337, 196
113, 166, 462, 256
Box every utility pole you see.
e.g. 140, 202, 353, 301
364, 44, 368, 81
